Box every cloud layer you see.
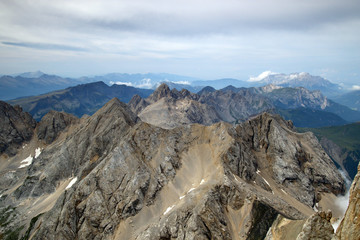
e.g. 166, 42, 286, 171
0, 0, 360, 82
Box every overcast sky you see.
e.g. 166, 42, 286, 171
0, 0, 359, 83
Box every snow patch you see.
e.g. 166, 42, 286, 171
187, 188, 196, 194
313, 202, 319, 212
65, 177, 78, 190
179, 195, 185, 200
35, 147, 42, 158
163, 205, 175, 215
256, 170, 261, 174
262, 177, 271, 187
200, 179, 205, 185
19, 155, 33, 168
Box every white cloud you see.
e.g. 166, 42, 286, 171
332, 169, 352, 231
173, 81, 190, 85
0, 0, 360, 82
248, 71, 277, 82
110, 81, 133, 86
137, 78, 153, 89
351, 85, 360, 90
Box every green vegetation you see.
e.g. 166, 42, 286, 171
299, 122, 360, 179
0, 206, 24, 240
0, 207, 16, 228
3, 226, 24, 240
21, 213, 43, 240
299, 122, 360, 151
276, 108, 348, 128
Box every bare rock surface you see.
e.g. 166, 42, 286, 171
296, 211, 334, 240
37, 110, 79, 144
0, 97, 346, 240
0, 101, 36, 156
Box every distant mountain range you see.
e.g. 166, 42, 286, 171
332, 90, 360, 111
0, 71, 348, 100
8, 82, 152, 120
0, 73, 85, 100
250, 72, 343, 97
8, 80, 360, 127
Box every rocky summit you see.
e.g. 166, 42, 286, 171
0, 96, 350, 240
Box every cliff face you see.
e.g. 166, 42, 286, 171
335, 162, 360, 239
0, 101, 36, 156
0, 98, 346, 239
36, 110, 79, 144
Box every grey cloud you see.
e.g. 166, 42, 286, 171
2, 42, 87, 52
2, 0, 360, 37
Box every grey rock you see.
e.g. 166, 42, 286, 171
37, 110, 79, 144
0, 97, 346, 240
296, 211, 334, 240
0, 101, 36, 156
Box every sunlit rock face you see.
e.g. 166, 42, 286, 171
0, 97, 346, 239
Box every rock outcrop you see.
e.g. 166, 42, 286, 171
334, 162, 360, 239
129, 83, 273, 128
129, 83, 222, 129
0, 101, 36, 156
37, 110, 79, 144
0, 98, 346, 240
296, 210, 334, 240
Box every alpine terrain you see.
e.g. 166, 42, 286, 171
0, 93, 354, 239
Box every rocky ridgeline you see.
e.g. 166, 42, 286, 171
0, 96, 348, 239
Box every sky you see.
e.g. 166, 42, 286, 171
0, 0, 360, 84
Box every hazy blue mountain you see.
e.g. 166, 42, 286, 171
251, 72, 344, 97
275, 108, 348, 128
332, 90, 360, 111
192, 78, 250, 89
15, 71, 45, 78
197, 86, 216, 95
262, 87, 360, 123
0, 74, 85, 100
8, 81, 153, 120
80, 73, 201, 89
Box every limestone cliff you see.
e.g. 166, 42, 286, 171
0, 98, 346, 240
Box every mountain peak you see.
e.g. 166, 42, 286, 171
198, 86, 216, 95
16, 71, 45, 78
148, 83, 171, 101
93, 97, 138, 125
